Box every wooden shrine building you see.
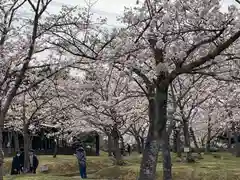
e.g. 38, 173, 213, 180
2, 124, 102, 156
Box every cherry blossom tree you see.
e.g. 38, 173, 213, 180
208, 81, 240, 155
102, 0, 240, 179
193, 83, 228, 152
171, 75, 217, 160
127, 116, 148, 154
0, 1, 57, 177
0, 0, 117, 177
5, 76, 67, 170
69, 66, 146, 164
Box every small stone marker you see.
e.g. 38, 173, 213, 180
184, 147, 190, 153
40, 165, 49, 172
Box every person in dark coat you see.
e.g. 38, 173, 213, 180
75, 144, 87, 179
19, 147, 24, 173
28, 149, 39, 174
127, 144, 131, 156
11, 152, 21, 175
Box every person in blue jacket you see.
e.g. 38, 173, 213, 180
75, 144, 87, 179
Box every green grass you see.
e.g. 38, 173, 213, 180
3, 152, 240, 179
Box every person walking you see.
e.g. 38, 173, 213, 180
11, 152, 21, 175
28, 149, 39, 174
75, 144, 87, 179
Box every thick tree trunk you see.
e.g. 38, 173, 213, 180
113, 136, 122, 164
176, 130, 181, 158
29, 136, 33, 149
228, 129, 232, 150
23, 123, 30, 172
161, 128, 172, 180
112, 126, 122, 165
182, 120, 193, 162
13, 132, 19, 152
40, 136, 44, 150
205, 116, 211, 152
234, 139, 240, 157
140, 137, 144, 153
139, 84, 169, 180
0, 122, 4, 180
173, 130, 177, 153
138, 128, 159, 180
139, 97, 158, 180
53, 138, 58, 158
190, 128, 199, 150
173, 128, 181, 157
120, 135, 125, 156
107, 134, 112, 156
232, 123, 240, 157
135, 136, 142, 154
95, 134, 100, 156
7, 132, 12, 155
189, 127, 202, 158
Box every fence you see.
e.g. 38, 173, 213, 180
3, 147, 98, 157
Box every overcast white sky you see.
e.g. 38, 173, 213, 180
51, 0, 238, 12
48, 0, 239, 26
48, 0, 137, 26
20, 0, 239, 27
